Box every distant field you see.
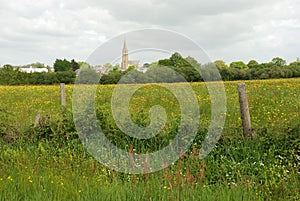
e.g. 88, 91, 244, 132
0, 78, 299, 132
0, 78, 299, 200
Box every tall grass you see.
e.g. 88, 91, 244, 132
0, 78, 299, 200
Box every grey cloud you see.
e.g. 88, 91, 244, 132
86, 0, 279, 25
0, 0, 299, 66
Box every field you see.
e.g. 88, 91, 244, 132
0, 78, 299, 200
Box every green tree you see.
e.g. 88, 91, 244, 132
0, 64, 26, 85
78, 62, 91, 68
114, 63, 120, 69
100, 67, 123, 84
56, 71, 76, 84
272, 57, 286, 67
214, 60, 228, 69
159, 52, 191, 68
77, 68, 100, 84
103, 63, 113, 68
185, 56, 201, 68
158, 53, 200, 82
220, 67, 231, 80
268, 67, 284, 78
53, 59, 72, 72
227, 68, 245, 80
146, 65, 181, 83
247, 60, 260, 69
119, 69, 151, 84
229, 61, 247, 70
71, 59, 80, 71
288, 60, 300, 77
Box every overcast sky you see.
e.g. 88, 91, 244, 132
0, 0, 299, 67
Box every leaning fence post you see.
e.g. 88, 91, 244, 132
237, 82, 255, 138
34, 110, 41, 128
60, 83, 66, 113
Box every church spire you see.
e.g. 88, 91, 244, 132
121, 38, 128, 69
123, 38, 128, 52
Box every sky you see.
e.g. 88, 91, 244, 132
0, 0, 299, 67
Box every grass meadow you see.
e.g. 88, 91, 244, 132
0, 78, 299, 200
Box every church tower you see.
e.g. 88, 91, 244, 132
121, 39, 128, 70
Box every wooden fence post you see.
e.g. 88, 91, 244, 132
34, 110, 41, 128
237, 83, 255, 138
60, 83, 66, 113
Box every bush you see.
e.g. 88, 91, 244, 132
31, 111, 78, 145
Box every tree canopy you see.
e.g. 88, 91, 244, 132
54, 59, 71, 72
1, 55, 300, 85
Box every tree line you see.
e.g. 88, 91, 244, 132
0, 59, 79, 85
1, 54, 300, 85
98, 53, 300, 84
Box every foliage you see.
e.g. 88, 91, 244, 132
77, 67, 100, 84
53, 59, 72, 72
0, 108, 24, 143
2, 56, 300, 85
53, 58, 79, 72
229, 61, 248, 70
0, 65, 24, 85
71, 59, 80, 71
214, 60, 229, 69
0, 68, 75, 85
272, 57, 286, 67
0, 79, 299, 200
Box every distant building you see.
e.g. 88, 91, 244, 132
121, 39, 141, 70
75, 65, 107, 76
121, 39, 128, 70
19, 66, 50, 73
97, 40, 149, 75
136, 66, 148, 73
100, 67, 113, 74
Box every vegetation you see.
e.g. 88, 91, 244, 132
100, 54, 300, 84
1, 55, 300, 85
53, 59, 79, 72
0, 64, 76, 85
0, 79, 299, 200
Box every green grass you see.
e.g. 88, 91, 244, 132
0, 78, 299, 200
